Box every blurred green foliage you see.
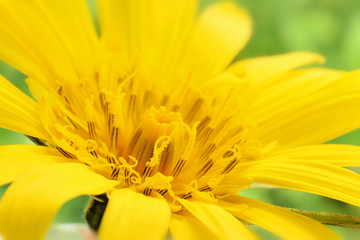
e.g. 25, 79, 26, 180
1, 0, 360, 239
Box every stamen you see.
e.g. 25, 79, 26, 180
110, 126, 119, 151
142, 90, 151, 111
137, 173, 173, 198
142, 166, 154, 179
179, 192, 192, 199
118, 156, 141, 185
64, 96, 70, 105
200, 143, 216, 161
196, 159, 214, 177
210, 129, 249, 161
127, 129, 142, 153
184, 98, 203, 122
90, 150, 98, 158
172, 104, 180, 112
128, 94, 137, 117
223, 150, 234, 158
210, 88, 236, 126
170, 158, 186, 178
107, 113, 114, 131
87, 121, 97, 140
219, 146, 241, 175
158, 144, 173, 173
135, 141, 154, 172
160, 95, 169, 106
197, 116, 211, 133
99, 92, 106, 112
124, 168, 130, 185
57, 85, 63, 95
143, 136, 171, 179
221, 158, 240, 175
111, 168, 120, 179
104, 101, 109, 118
106, 155, 116, 166
157, 189, 168, 195
198, 185, 212, 192
55, 100, 86, 130
66, 117, 79, 129
143, 187, 152, 196
198, 126, 213, 145
56, 146, 75, 159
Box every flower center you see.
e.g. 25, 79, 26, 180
38, 69, 266, 208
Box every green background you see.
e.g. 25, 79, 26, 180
1, 0, 360, 239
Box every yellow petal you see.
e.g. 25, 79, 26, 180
212, 175, 252, 195
176, 198, 258, 240
26, 77, 46, 102
219, 194, 341, 240
0, 163, 117, 240
250, 69, 360, 147
0, 0, 98, 88
267, 144, 360, 166
0, 145, 69, 185
238, 160, 360, 207
228, 52, 325, 88
181, 2, 252, 82
170, 212, 223, 240
0, 75, 46, 139
99, 1, 251, 82
98, 0, 197, 74
98, 0, 139, 54
98, 188, 170, 240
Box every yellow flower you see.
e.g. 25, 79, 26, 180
1, 0, 360, 239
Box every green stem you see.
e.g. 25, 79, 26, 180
285, 208, 360, 228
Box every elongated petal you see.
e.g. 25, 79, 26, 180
170, 212, 224, 240
98, 188, 170, 240
98, 0, 197, 75
212, 175, 252, 195
238, 160, 360, 206
176, 198, 258, 240
0, 163, 117, 240
0, 0, 98, 88
98, 1, 251, 82
219, 194, 341, 240
0, 145, 69, 185
181, 2, 252, 82
228, 52, 325, 88
267, 144, 360, 166
0, 75, 46, 139
250, 69, 360, 147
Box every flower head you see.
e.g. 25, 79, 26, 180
1, 0, 360, 240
